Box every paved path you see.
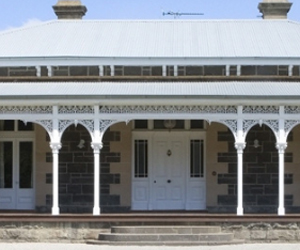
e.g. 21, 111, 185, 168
0, 244, 300, 250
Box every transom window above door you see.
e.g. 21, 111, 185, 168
134, 120, 205, 130
0, 120, 34, 132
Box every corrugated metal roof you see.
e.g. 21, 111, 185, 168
0, 81, 299, 98
0, 19, 300, 58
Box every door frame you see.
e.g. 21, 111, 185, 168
132, 131, 206, 211
0, 131, 36, 210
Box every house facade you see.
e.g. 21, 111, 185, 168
0, 0, 300, 216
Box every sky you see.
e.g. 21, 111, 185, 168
0, 0, 299, 31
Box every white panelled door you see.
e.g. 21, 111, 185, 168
132, 131, 206, 211
152, 135, 186, 210
0, 139, 35, 210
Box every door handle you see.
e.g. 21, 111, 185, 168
154, 180, 157, 183
167, 180, 171, 183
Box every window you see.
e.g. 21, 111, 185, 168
134, 140, 148, 178
190, 120, 204, 129
154, 120, 185, 129
0, 120, 34, 132
134, 120, 148, 129
190, 140, 204, 178
0, 142, 13, 188
278, 66, 288, 76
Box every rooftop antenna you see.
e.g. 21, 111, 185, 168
162, 11, 204, 19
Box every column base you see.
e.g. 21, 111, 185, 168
52, 207, 60, 216
93, 207, 101, 216
237, 207, 244, 216
278, 207, 285, 216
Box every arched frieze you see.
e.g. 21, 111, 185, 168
0, 105, 52, 114
58, 105, 94, 114
237, 119, 280, 142
59, 119, 94, 139
243, 106, 280, 114
99, 105, 238, 114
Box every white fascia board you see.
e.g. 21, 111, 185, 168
0, 56, 300, 67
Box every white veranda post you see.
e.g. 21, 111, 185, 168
235, 110, 245, 216
92, 142, 103, 216
277, 142, 287, 216
277, 112, 287, 216
50, 106, 61, 216
235, 142, 245, 216
50, 142, 61, 215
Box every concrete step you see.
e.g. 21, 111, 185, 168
98, 233, 234, 242
87, 225, 244, 246
111, 226, 221, 234
88, 240, 245, 246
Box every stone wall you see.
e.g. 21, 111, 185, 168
1, 221, 300, 243
0, 222, 108, 243
223, 222, 300, 243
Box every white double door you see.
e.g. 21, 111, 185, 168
132, 132, 206, 211
0, 139, 35, 210
152, 134, 186, 210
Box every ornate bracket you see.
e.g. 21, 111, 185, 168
59, 120, 74, 134
219, 120, 238, 137
100, 120, 117, 133
243, 120, 258, 137
35, 120, 53, 134
285, 120, 300, 137
263, 120, 279, 137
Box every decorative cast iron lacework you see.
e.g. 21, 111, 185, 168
81, 120, 94, 132
100, 120, 115, 132
99, 105, 238, 114
59, 120, 74, 133
243, 106, 279, 114
0, 106, 52, 114
59, 120, 95, 134
243, 120, 258, 136
59, 106, 94, 114
220, 120, 237, 134
285, 106, 300, 114
36, 120, 53, 132
285, 120, 300, 135
58, 120, 116, 134
264, 120, 279, 134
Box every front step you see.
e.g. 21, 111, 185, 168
111, 226, 221, 234
88, 226, 243, 246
